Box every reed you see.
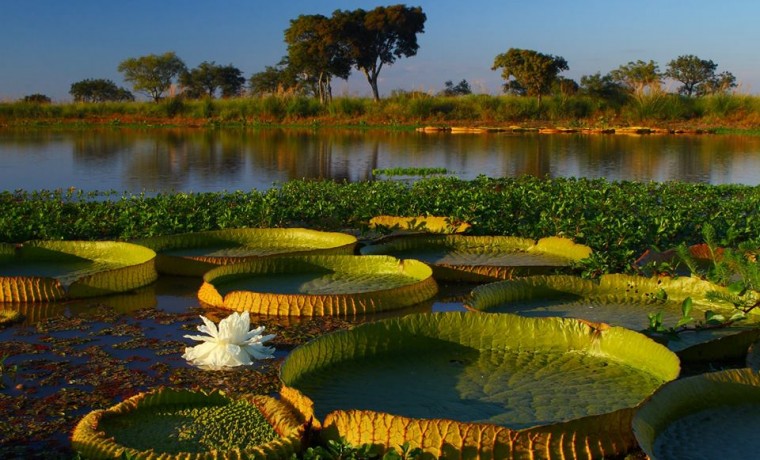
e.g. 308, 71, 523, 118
3, 93, 760, 127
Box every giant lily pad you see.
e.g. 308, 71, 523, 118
466, 274, 760, 361
0, 241, 157, 303
72, 387, 305, 459
136, 228, 357, 276
280, 311, 679, 459
360, 235, 591, 282
368, 215, 471, 233
0, 285, 158, 325
633, 368, 760, 460
198, 255, 438, 316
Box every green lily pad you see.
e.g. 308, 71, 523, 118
633, 368, 760, 460
466, 274, 760, 361
360, 235, 591, 282
280, 311, 679, 459
0, 241, 157, 302
369, 215, 471, 233
72, 387, 305, 459
198, 255, 438, 316
136, 228, 357, 276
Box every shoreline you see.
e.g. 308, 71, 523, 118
0, 116, 755, 136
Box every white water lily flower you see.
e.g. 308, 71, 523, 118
182, 311, 276, 369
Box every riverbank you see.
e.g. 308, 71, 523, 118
2, 92, 760, 134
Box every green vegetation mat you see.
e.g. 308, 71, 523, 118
2, 176, 759, 275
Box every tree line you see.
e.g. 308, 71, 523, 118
48, 4, 737, 106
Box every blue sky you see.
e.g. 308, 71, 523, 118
1, 0, 759, 101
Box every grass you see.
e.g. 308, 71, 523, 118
3, 92, 760, 130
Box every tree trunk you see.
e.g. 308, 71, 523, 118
364, 70, 380, 102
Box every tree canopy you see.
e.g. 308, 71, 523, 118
180, 62, 246, 99
285, 14, 352, 104
118, 51, 187, 101
335, 4, 426, 101
69, 78, 134, 103
20, 94, 51, 104
491, 48, 568, 105
665, 55, 736, 96
608, 60, 661, 97
439, 79, 472, 96
249, 58, 305, 96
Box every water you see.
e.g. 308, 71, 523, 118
1, 127, 759, 193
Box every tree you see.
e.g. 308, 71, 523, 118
250, 58, 305, 96
21, 94, 51, 103
216, 64, 246, 98
285, 14, 352, 104
665, 55, 719, 97
491, 48, 568, 106
552, 77, 578, 97
69, 78, 134, 102
439, 79, 472, 96
580, 72, 627, 103
118, 51, 187, 101
180, 61, 219, 98
335, 5, 426, 101
608, 60, 661, 97
180, 62, 246, 99
699, 71, 737, 96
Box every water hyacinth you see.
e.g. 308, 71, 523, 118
183, 311, 276, 369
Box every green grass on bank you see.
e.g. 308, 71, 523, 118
2, 176, 758, 274
2, 93, 760, 130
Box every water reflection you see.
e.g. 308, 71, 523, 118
1, 127, 760, 192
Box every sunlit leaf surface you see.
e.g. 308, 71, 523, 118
136, 228, 357, 276
199, 255, 438, 315
633, 368, 760, 460
467, 274, 760, 360
72, 387, 304, 459
0, 241, 157, 302
361, 235, 590, 282
281, 312, 679, 458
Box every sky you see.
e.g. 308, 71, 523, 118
1, 0, 759, 101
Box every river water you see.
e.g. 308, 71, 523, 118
1, 127, 759, 192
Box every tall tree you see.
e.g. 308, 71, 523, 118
285, 14, 352, 104
664, 55, 737, 97
216, 64, 246, 98
250, 58, 305, 96
335, 5, 426, 101
491, 48, 568, 106
608, 60, 661, 97
665, 55, 718, 97
580, 72, 628, 105
118, 51, 187, 101
180, 62, 246, 99
70, 79, 134, 102
698, 71, 737, 96
180, 61, 219, 98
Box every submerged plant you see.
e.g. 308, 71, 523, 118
182, 311, 276, 369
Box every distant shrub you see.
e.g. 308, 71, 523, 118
21, 94, 52, 104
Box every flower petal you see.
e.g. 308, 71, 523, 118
197, 315, 219, 338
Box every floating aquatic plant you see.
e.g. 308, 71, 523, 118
281, 311, 679, 459
0, 240, 157, 302
633, 368, 760, 460
360, 234, 591, 282
198, 255, 438, 316
72, 387, 304, 459
136, 228, 357, 276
